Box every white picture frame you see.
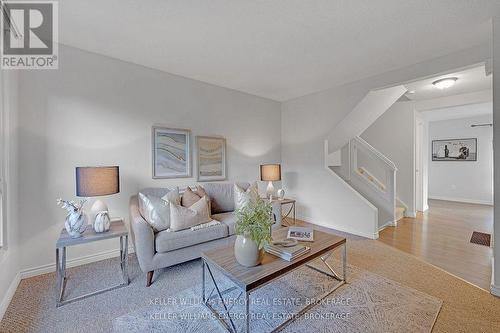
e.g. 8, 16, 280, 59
152, 126, 191, 179
196, 136, 226, 181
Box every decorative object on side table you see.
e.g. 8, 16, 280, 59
277, 188, 285, 200
234, 199, 273, 267
94, 211, 111, 233
260, 163, 281, 199
76, 166, 120, 233
56, 198, 88, 238
196, 136, 226, 181
152, 126, 191, 178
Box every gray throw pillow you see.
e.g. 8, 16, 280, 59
138, 188, 180, 232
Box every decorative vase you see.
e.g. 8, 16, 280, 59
94, 211, 111, 233
277, 189, 285, 200
65, 210, 88, 238
234, 234, 264, 267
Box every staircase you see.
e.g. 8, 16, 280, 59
324, 85, 408, 236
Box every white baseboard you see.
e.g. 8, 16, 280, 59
20, 246, 134, 280
491, 258, 500, 297
0, 272, 20, 321
491, 284, 500, 297
405, 211, 417, 218
379, 220, 396, 231
297, 213, 378, 240
429, 196, 493, 206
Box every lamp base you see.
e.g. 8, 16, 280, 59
266, 181, 275, 200
89, 199, 108, 223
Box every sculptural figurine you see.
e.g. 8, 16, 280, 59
57, 198, 88, 238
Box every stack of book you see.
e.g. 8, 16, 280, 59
265, 243, 310, 261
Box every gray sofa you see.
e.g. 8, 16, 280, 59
129, 182, 281, 286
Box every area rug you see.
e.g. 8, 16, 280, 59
113, 260, 442, 333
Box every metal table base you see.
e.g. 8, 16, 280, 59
55, 234, 129, 307
202, 242, 347, 333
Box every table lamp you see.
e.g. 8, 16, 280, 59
260, 164, 281, 200
76, 166, 120, 224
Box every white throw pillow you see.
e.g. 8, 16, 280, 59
169, 196, 212, 232
234, 182, 260, 210
137, 188, 180, 232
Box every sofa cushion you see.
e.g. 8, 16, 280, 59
169, 196, 212, 232
212, 212, 238, 236
155, 222, 228, 253
202, 182, 250, 214
137, 188, 180, 232
234, 182, 259, 210
181, 186, 207, 207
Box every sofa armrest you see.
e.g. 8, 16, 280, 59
129, 195, 155, 272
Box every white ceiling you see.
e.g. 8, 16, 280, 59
60, 1, 499, 101
404, 65, 492, 101
420, 102, 492, 122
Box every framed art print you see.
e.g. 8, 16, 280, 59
432, 138, 477, 161
152, 126, 191, 178
196, 136, 226, 181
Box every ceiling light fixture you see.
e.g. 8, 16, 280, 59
407, 90, 415, 94
432, 77, 458, 90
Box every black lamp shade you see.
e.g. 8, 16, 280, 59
76, 166, 120, 197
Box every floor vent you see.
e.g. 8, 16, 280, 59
470, 231, 491, 247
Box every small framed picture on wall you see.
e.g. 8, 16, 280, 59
152, 126, 191, 178
432, 138, 477, 161
196, 136, 227, 181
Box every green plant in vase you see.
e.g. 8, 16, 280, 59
234, 199, 273, 267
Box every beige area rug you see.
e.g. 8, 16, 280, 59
113, 260, 442, 333
2, 236, 499, 332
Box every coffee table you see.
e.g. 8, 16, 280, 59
201, 228, 346, 333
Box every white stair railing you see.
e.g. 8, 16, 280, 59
325, 136, 397, 228
349, 137, 396, 207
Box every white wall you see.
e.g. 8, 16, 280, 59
16, 45, 281, 273
282, 44, 489, 238
492, 17, 500, 295
428, 114, 493, 205
361, 101, 416, 215
0, 71, 20, 319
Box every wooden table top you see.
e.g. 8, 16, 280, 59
202, 228, 345, 292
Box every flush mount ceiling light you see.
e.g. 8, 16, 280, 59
432, 77, 458, 89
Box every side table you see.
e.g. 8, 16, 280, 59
55, 219, 129, 307
271, 198, 296, 226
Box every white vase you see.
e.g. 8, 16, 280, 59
94, 211, 111, 233
277, 189, 285, 200
65, 210, 88, 238
234, 235, 263, 267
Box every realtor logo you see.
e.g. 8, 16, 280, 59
1, 1, 58, 69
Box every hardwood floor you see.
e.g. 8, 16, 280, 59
378, 199, 493, 290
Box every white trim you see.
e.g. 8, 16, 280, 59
423, 203, 429, 212
297, 213, 379, 240
20, 246, 134, 279
490, 285, 500, 297
491, 257, 500, 297
0, 272, 20, 321
429, 195, 493, 206
405, 211, 417, 218
379, 220, 396, 231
